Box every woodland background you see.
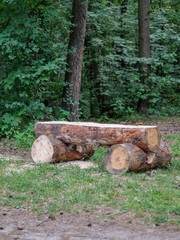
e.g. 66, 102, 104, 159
0, 0, 179, 140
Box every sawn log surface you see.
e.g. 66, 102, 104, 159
35, 121, 161, 153
104, 140, 172, 174
31, 135, 95, 164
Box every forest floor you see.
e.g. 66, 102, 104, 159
0, 118, 180, 240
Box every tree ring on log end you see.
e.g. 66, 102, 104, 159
146, 128, 161, 152
31, 135, 53, 164
111, 147, 128, 170
104, 145, 129, 174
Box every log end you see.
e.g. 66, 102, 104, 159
104, 145, 129, 174
155, 139, 172, 167
31, 135, 54, 164
146, 127, 161, 152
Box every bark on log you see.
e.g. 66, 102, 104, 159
138, 139, 172, 171
104, 140, 172, 174
104, 143, 149, 174
31, 135, 95, 164
155, 139, 172, 167
35, 121, 161, 153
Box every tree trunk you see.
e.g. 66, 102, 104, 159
62, 0, 88, 121
35, 121, 161, 153
104, 140, 172, 174
31, 135, 94, 164
138, 0, 151, 113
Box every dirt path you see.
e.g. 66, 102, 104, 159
0, 207, 179, 240
120, 118, 180, 135
142, 118, 180, 135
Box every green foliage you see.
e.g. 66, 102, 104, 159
82, 0, 140, 118
0, 0, 179, 138
53, 107, 70, 121
0, 0, 71, 137
80, 0, 180, 118
13, 122, 36, 150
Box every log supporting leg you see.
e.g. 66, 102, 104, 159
104, 143, 148, 174
138, 140, 172, 171
104, 140, 172, 174
31, 135, 94, 164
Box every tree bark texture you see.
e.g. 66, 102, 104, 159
62, 0, 88, 121
104, 140, 172, 174
31, 135, 94, 164
104, 143, 148, 174
138, 0, 151, 113
34, 121, 161, 153
135, 140, 172, 171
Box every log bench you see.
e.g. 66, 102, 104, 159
31, 121, 172, 174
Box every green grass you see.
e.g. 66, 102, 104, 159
0, 135, 179, 225
164, 134, 180, 159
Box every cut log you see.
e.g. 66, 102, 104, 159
137, 140, 172, 171
154, 140, 172, 167
31, 135, 95, 164
104, 140, 172, 174
104, 143, 148, 174
35, 121, 161, 153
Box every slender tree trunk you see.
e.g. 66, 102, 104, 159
138, 0, 151, 113
62, 0, 88, 121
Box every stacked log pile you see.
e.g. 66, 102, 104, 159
31, 121, 172, 174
